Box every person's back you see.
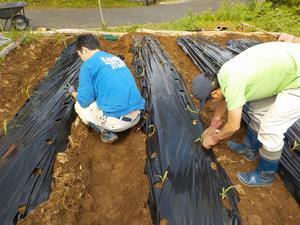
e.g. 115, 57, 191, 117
192, 40, 300, 187
218, 42, 300, 110
72, 34, 145, 143
77, 51, 144, 118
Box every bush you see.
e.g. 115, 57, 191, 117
266, 0, 300, 6
145, 1, 300, 36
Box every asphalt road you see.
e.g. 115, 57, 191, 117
25, 0, 230, 29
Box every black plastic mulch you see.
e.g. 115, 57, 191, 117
0, 42, 81, 225
177, 37, 300, 204
132, 35, 242, 225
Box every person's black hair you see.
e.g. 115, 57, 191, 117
76, 34, 100, 51
204, 72, 220, 90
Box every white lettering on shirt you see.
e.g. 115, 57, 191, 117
100, 56, 126, 69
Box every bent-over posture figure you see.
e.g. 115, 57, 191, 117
70, 34, 145, 143
192, 41, 300, 187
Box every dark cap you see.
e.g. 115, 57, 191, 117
192, 74, 214, 109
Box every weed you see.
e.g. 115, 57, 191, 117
23, 31, 43, 44
3, 30, 20, 41
55, 33, 68, 48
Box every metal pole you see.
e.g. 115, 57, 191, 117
97, 0, 107, 30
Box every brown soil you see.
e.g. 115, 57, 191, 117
0, 32, 298, 225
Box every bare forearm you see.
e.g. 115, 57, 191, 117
216, 107, 242, 141
213, 100, 227, 120
217, 122, 238, 141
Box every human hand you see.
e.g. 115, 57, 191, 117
68, 85, 76, 93
210, 117, 223, 129
202, 127, 219, 149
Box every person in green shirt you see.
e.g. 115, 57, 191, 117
192, 41, 300, 187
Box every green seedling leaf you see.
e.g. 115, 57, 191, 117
26, 85, 31, 99
186, 105, 199, 114
148, 124, 156, 137
155, 170, 169, 186
3, 120, 8, 135
219, 186, 235, 200
291, 140, 300, 151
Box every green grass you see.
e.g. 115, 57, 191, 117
109, 1, 299, 36
0, 30, 19, 52
0, 30, 43, 54
0, 0, 144, 8
267, 0, 300, 6
2, 30, 43, 44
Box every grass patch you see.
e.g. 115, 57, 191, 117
108, 1, 300, 36
0, 30, 43, 62
1, 30, 43, 45
0, 0, 144, 8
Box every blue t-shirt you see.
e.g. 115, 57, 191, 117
77, 51, 145, 118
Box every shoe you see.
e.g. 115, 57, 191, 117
236, 155, 279, 187
87, 122, 103, 133
100, 130, 119, 144
227, 126, 260, 161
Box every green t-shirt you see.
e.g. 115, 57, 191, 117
218, 42, 300, 110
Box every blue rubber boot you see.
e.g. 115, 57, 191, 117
236, 155, 279, 187
227, 126, 260, 161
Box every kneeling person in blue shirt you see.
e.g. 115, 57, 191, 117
70, 34, 145, 143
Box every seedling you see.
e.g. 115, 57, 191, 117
25, 85, 31, 99
21, 85, 31, 99
210, 162, 217, 171
291, 140, 300, 151
44, 69, 49, 78
194, 132, 205, 144
148, 124, 156, 137
150, 152, 158, 159
3, 120, 7, 135
140, 68, 145, 77
219, 186, 235, 200
186, 105, 199, 114
155, 170, 169, 188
